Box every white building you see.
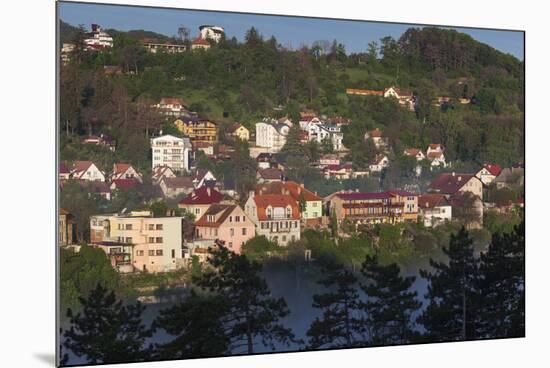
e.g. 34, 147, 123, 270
151, 134, 192, 172
255, 119, 291, 153
369, 155, 390, 173
199, 25, 225, 42
426, 144, 447, 168
70, 161, 106, 182
84, 24, 113, 49
307, 123, 344, 152
418, 194, 452, 227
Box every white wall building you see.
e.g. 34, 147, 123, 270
418, 194, 452, 227
84, 24, 113, 49
307, 123, 343, 151
199, 25, 225, 42
151, 134, 192, 172
255, 119, 291, 153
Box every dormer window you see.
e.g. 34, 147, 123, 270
267, 207, 272, 219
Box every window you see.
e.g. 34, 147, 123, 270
148, 237, 154, 243
312, 202, 317, 207
267, 208, 272, 218
137, 250, 144, 256
228, 242, 233, 248
125, 224, 132, 230
156, 237, 163, 243
235, 216, 240, 222
195, 208, 200, 215
156, 250, 163, 256
229, 216, 233, 222
148, 250, 155, 256
148, 224, 154, 230
242, 228, 247, 236
126, 237, 133, 243
171, 249, 175, 258
156, 224, 163, 230
286, 207, 291, 218
230, 228, 234, 236
291, 235, 296, 241
214, 229, 218, 237
282, 235, 287, 242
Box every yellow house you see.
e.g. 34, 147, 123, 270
228, 122, 250, 141
174, 118, 218, 143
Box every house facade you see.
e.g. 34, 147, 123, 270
429, 172, 483, 200
174, 118, 218, 143
178, 186, 223, 219
195, 204, 255, 254
90, 212, 185, 273
70, 161, 106, 182
255, 119, 291, 153
228, 123, 250, 141
84, 24, 113, 49
109, 163, 142, 183
418, 194, 452, 227
369, 155, 390, 172
255, 181, 323, 221
475, 164, 502, 186
244, 193, 301, 246
153, 97, 189, 118
151, 134, 192, 172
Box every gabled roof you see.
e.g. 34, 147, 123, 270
162, 176, 194, 189
427, 151, 444, 159
370, 154, 388, 165
192, 37, 210, 46
258, 168, 283, 180
228, 122, 246, 133
111, 179, 139, 190
429, 173, 478, 194
255, 181, 321, 202
72, 160, 94, 172
59, 163, 70, 174
404, 148, 424, 157
428, 143, 443, 150
418, 194, 450, 209
368, 128, 383, 138
112, 163, 131, 174
481, 163, 502, 176
179, 186, 223, 205
152, 165, 175, 178
251, 194, 300, 220
159, 97, 186, 106
195, 204, 238, 227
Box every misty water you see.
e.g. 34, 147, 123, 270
63, 258, 433, 365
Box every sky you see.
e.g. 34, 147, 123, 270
58, 1, 524, 60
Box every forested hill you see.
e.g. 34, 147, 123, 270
59, 21, 524, 171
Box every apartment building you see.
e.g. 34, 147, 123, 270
151, 134, 192, 172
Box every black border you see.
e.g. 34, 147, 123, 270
55, 1, 526, 367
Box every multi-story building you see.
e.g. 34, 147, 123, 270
90, 211, 185, 273
325, 190, 418, 229
244, 193, 301, 246
84, 24, 113, 49
307, 123, 344, 151
151, 134, 192, 172
153, 97, 190, 118
199, 25, 225, 42
255, 181, 323, 221
174, 117, 218, 144
195, 204, 255, 254
255, 118, 291, 153
418, 194, 452, 227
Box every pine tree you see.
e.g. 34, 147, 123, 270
306, 263, 365, 349
360, 255, 421, 345
63, 284, 153, 364
194, 244, 296, 354
477, 222, 525, 338
153, 291, 230, 359
419, 226, 479, 342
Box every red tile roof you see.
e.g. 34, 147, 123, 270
251, 194, 300, 221
179, 186, 223, 205
59, 163, 70, 174
72, 160, 94, 172
404, 148, 423, 157
192, 37, 210, 46
429, 173, 477, 194
482, 163, 502, 176
418, 194, 449, 209
111, 178, 139, 190
112, 163, 131, 174
255, 181, 321, 202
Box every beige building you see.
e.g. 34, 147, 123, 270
90, 211, 185, 273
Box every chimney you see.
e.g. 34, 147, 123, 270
207, 187, 211, 196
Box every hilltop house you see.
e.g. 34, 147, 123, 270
383, 87, 415, 110
191, 37, 211, 50
426, 144, 447, 168
418, 194, 452, 227
70, 161, 106, 182
158, 176, 194, 198
178, 186, 224, 219
255, 118, 291, 153
195, 204, 255, 254
174, 117, 218, 144
429, 172, 483, 200
404, 148, 426, 161
84, 24, 113, 49
109, 163, 142, 183
90, 211, 185, 273
199, 25, 225, 42
151, 134, 192, 172
227, 122, 250, 141
369, 154, 390, 173
244, 193, 301, 246
153, 97, 190, 118
83, 133, 116, 151
152, 165, 176, 185
364, 128, 389, 150
475, 164, 503, 186
323, 163, 354, 180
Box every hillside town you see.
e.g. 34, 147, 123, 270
58, 24, 524, 275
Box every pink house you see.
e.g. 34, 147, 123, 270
194, 204, 255, 254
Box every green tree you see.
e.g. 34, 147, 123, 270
306, 263, 364, 348
476, 223, 524, 338
153, 291, 229, 359
419, 227, 479, 341
360, 255, 420, 345
194, 244, 296, 354
63, 285, 152, 364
